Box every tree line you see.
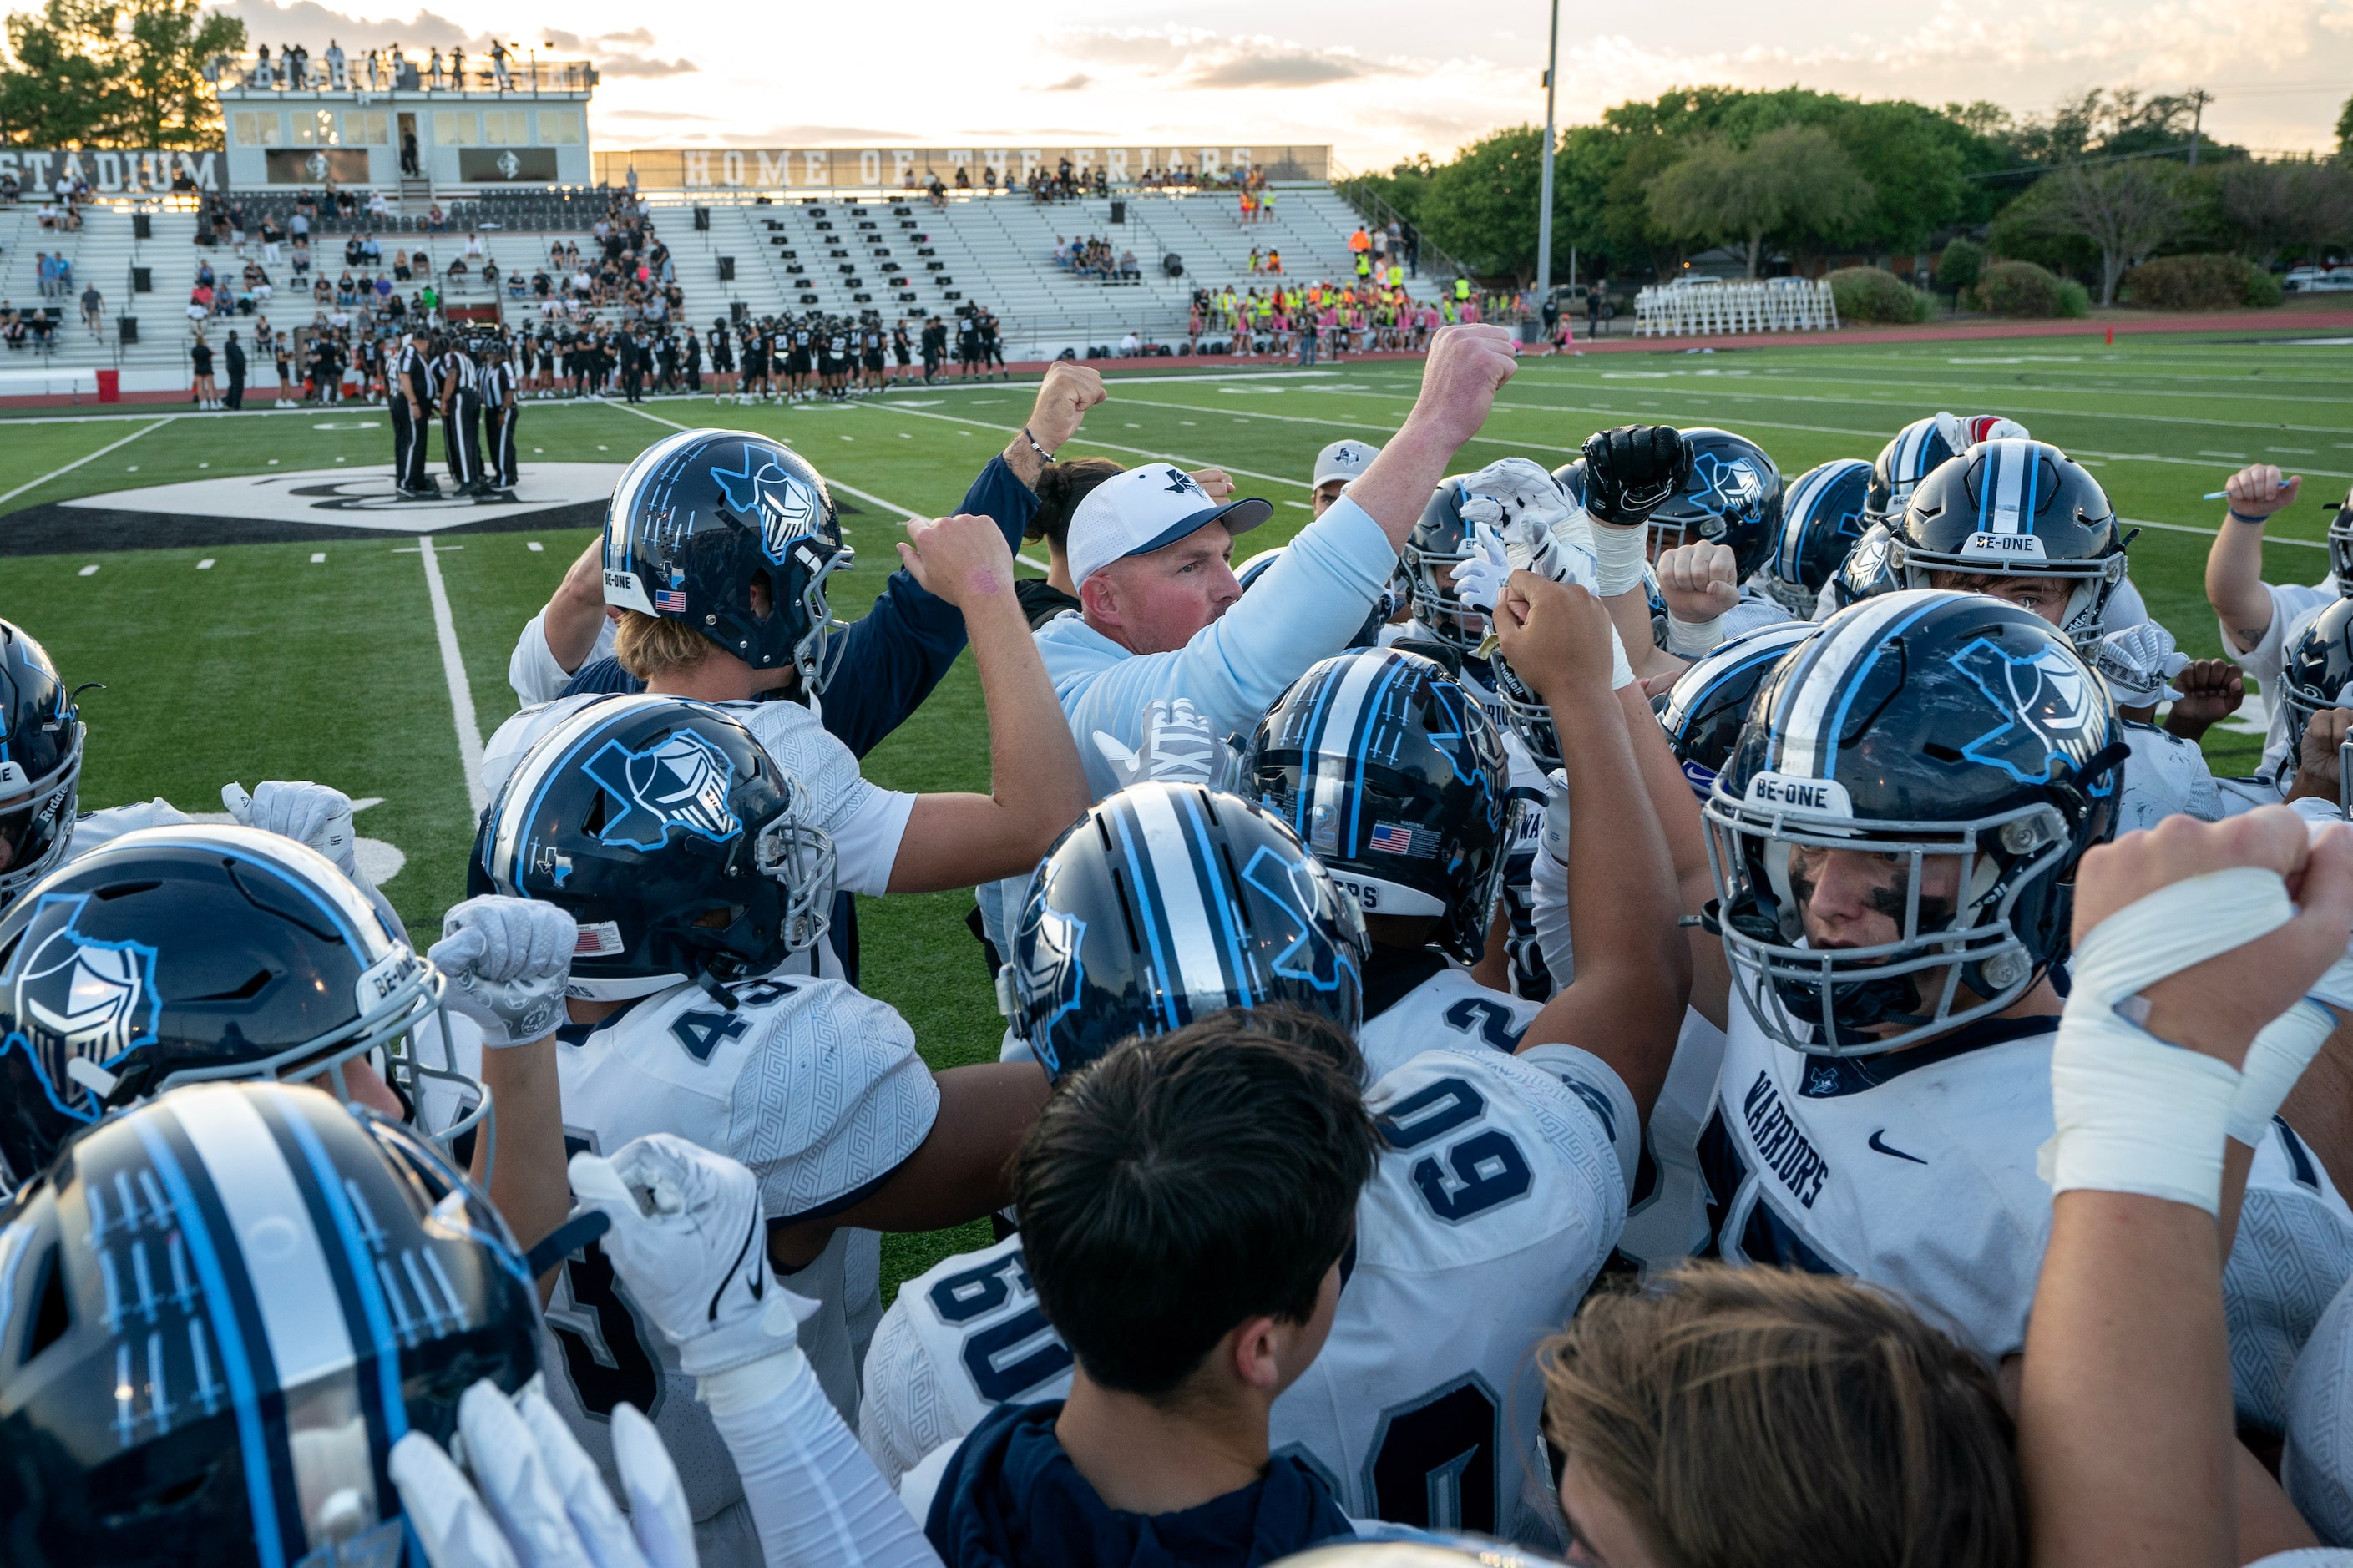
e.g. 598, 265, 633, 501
1359, 85, 2353, 305
0, 0, 244, 150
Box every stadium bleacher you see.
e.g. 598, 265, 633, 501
0, 175, 1431, 382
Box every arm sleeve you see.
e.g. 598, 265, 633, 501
704, 1348, 943, 1568
1052, 496, 1397, 758
817, 457, 1040, 759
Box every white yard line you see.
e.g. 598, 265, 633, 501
2123, 515, 2327, 548
416, 534, 489, 812
0, 416, 175, 508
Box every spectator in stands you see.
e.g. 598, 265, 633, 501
401, 125, 419, 176
954, 165, 970, 190
0, 171, 18, 204
79, 282, 101, 336
464, 231, 484, 260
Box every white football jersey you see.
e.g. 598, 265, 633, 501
539, 972, 939, 1525
858, 1044, 1632, 1543
1704, 999, 2353, 1427
2115, 719, 2221, 832
2286, 1274, 2353, 1546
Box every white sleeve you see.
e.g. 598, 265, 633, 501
828, 786, 918, 898
704, 1349, 943, 1568
858, 1295, 946, 1490
2288, 1277, 2353, 1547
1516, 1040, 1641, 1196
508, 607, 616, 708
741, 703, 915, 897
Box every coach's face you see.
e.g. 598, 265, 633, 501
1083, 524, 1242, 655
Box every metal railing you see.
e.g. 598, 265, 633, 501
215, 53, 594, 95
1327, 161, 1465, 286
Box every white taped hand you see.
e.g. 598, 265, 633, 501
2044, 867, 2292, 1212
387, 1378, 696, 1568
569, 1134, 812, 1378
427, 895, 574, 1047
225, 779, 357, 877
2095, 622, 2190, 708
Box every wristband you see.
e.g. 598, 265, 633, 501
1589, 519, 1650, 599
2042, 866, 2294, 1213
1664, 611, 1727, 660
1020, 426, 1055, 464
1607, 623, 1636, 690
2228, 511, 2270, 526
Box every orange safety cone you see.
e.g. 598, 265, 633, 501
2105, 326, 2115, 346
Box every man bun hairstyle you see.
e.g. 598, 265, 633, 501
1026, 458, 1125, 549
1013, 1006, 1378, 1398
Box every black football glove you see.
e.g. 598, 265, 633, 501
1581, 425, 1693, 527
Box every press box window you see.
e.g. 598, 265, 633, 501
433, 112, 478, 147
483, 111, 529, 146
231, 111, 282, 148
538, 110, 583, 145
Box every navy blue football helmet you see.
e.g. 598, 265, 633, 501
1400, 478, 1490, 651
601, 429, 848, 692
1551, 457, 1590, 508
474, 695, 836, 1000
0, 826, 473, 1187
1865, 412, 2030, 525
1765, 459, 1874, 615
999, 783, 1367, 1079
1643, 427, 1784, 582
0, 1080, 539, 1567
1657, 623, 1819, 800
2278, 595, 2353, 776
0, 620, 83, 916
1235, 544, 1394, 648
1247, 647, 1510, 963
1892, 438, 2127, 650
1707, 590, 2120, 1056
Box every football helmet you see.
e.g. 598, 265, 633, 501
1642, 427, 1784, 581
1247, 647, 1511, 962
0, 1081, 539, 1567
1891, 438, 2128, 649
1234, 544, 1394, 648
600, 429, 849, 692
0, 826, 475, 1186
2277, 595, 2353, 776
1399, 477, 1491, 650
474, 695, 836, 1000
1490, 651, 1561, 772
1658, 622, 1819, 800
1865, 412, 2030, 524
998, 781, 1368, 1079
0, 620, 82, 915
1766, 459, 1874, 615
1705, 590, 2121, 1056
1551, 457, 1590, 508
2329, 494, 2353, 592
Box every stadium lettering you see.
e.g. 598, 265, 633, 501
1742, 1070, 1829, 1208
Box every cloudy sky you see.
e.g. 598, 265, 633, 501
216, 0, 2353, 168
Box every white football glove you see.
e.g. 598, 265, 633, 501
224, 780, 356, 877
427, 895, 574, 1047
569, 1134, 812, 1379
1447, 519, 1513, 615
2093, 622, 2191, 708
1457, 456, 1602, 593
387, 1378, 696, 1568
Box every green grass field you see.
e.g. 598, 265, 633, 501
6, 329, 2350, 1293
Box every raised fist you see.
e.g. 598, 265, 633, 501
1581, 425, 1693, 528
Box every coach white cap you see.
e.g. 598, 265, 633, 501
1313, 438, 1380, 491
1067, 464, 1273, 590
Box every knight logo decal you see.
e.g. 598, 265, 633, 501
2, 893, 161, 1119
305, 151, 330, 182
1012, 881, 1085, 1074
1950, 638, 2098, 783
708, 445, 820, 563
1690, 452, 1766, 520
497, 149, 522, 181
1240, 847, 1360, 997
582, 731, 741, 851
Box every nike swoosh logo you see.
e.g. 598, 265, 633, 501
1868, 1130, 1926, 1165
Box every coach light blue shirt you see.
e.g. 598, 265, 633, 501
978, 493, 1398, 953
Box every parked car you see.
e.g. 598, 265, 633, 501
2281, 266, 2353, 294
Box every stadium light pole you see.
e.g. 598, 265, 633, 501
1533, 0, 1560, 326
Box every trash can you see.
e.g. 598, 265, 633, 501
132, 212, 151, 240
1110, 200, 1126, 225
118, 316, 139, 344
131, 266, 151, 293
717, 255, 734, 281
96, 369, 120, 402
694, 206, 711, 232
